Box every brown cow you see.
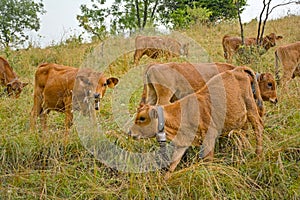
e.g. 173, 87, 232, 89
222, 33, 283, 63
129, 66, 263, 178
30, 63, 119, 132
275, 41, 300, 86
134, 35, 188, 65
140, 62, 277, 110
0, 56, 28, 98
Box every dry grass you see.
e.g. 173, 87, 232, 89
0, 16, 299, 199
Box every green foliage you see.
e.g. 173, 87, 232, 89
169, 3, 213, 28
77, 0, 160, 38
0, 0, 45, 49
159, 0, 247, 28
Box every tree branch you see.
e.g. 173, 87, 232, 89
268, 1, 299, 14
135, 0, 142, 29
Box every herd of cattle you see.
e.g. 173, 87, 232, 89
0, 34, 299, 177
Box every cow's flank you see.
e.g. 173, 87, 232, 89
0, 56, 28, 98
275, 41, 300, 86
130, 66, 263, 178
134, 35, 188, 65
140, 62, 277, 110
30, 63, 118, 132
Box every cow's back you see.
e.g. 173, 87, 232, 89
0, 57, 17, 85
34, 63, 78, 110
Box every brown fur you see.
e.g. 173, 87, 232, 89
134, 35, 188, 65
30, 63, 118, 132
275, 41, 300, 86
222, 33, 283, 63
130, 67, 263, 178
140, 62, 277, 111
0, 56, 28, 98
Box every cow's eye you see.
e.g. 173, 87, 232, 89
139, 117, 146, 122
267, 82, 273, 88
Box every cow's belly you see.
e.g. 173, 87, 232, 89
42, 89, 71, 112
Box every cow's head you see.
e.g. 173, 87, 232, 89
257, 73, 278, 104
263, 33, 283, 51
129, 104, 158, 139
180, 43, 189, 57
6, 79, 28, 98
75, 72, 119, 111
94, 75, 119, 110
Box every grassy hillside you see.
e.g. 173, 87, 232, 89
0, 16, 299, 199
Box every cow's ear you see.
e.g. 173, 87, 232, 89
257, 73, 264, 81
149, 108, 158, 119
21, 82, 29, 88
276, 35, 283, 40
107, 77, 119, 88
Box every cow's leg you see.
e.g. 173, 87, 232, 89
134, 50, 143, 65
153, 84, 173, 105
281, 62, 296, 88
145, 83, 157, 105
165, 146, 189, 179
30, 92, 43, 131
41, 110, 49, 132
200, 129, 219, 161
245, 98, 263, 157
64, 99, 73, 133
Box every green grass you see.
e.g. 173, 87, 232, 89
0, 16, 299, 199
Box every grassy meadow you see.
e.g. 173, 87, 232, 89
0, 16, 299, 199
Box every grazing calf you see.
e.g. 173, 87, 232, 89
140, 62, 277, 113
134, 35, 188, 65
30, 63, 118, 132
275, 41, 300, 86
0, 56, 28, 98
129, 67, 263, 178
222, 33, 283, 63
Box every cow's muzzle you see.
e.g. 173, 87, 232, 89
94, 93, 100, 110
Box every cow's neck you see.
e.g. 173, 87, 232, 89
4, 65, 18, 83
162, 88, 211, 143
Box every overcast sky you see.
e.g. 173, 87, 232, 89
31, 0, 299, 47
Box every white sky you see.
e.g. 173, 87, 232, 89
30, 0, 299, 47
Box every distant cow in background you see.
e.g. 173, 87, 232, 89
0, 56, 28, 98
222, 33, 283, 63
275, 41, 300, 86
134, 35, 189, 65
30, 63, 118, 132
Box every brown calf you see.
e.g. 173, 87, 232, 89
130, 66, 263, 178
140, 62, 277, 109
0, 56, 28, 98
30, 63, 118, 132
222, 33, 283, 63
275, 41, 300, 86
134, 35, 188, 65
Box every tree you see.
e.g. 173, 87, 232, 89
159, 0, 247, 28
77, 0, 160, 39
0, 0, 45, 49
256, 0, 299, 45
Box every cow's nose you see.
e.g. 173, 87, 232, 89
94, 93, 100, 99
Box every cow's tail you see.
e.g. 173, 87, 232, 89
222, 35, 230, 59
274, 49, 281, 85
236, 66, 265, 116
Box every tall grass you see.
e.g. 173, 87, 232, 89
0, 16, 299, 199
